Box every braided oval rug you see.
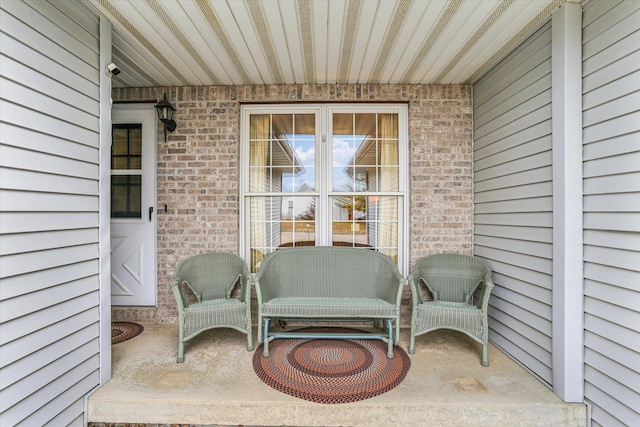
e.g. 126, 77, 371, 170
111, 322, 144, 345
252, 327, 411, 404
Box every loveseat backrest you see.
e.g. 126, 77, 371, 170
256, 247, 403, 302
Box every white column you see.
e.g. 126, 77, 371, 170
551, 1, 583, 403
99, 15, 113, 385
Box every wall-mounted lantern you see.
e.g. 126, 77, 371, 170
154, 93, 177, 142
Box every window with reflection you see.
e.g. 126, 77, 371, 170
243, 106, 406, 273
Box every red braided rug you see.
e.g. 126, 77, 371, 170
111, 322, 144, 345
253, 327, 411, 404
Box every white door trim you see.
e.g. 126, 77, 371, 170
111, 103, 157, 306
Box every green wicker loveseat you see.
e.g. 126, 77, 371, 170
408, 253, 494, 366
170, 252, 253, 363
254, 246, 405, 358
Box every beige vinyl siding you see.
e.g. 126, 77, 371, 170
0, 1, 101, 426
582, 1, 640, 426
473, 21, 554, 384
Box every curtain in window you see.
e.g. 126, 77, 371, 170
378, 114, 398, 260
250, 115, 270, 270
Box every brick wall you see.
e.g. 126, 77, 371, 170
111, 84, 473, 325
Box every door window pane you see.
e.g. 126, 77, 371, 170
111, 124, 142, 218
112, 125, 142, 170
111, 175, 142, 218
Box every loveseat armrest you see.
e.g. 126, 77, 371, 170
394, 277, 407, 307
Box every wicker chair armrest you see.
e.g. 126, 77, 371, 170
240, 270, 253, 302
422, 278, 439, 301
389, 277, 407, 307
395, 277, 407, 307
407, 274, 425, 305
477, 276, 494, 310
170, 279, 188, 310
424, 279, 438, 301
225, 274, 242, 299
465, 279, 483, 306
254, 278, 264, 305
179, 280, 202, 302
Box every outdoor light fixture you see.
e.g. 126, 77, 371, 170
154, 93, 177, 142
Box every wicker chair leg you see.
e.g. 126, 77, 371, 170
263, 318, 270, 357
257, 317, 263, 344
177, 342, 185, 363
482, 344, 489, 367
386, 319, 394, 359
408, 336, 415, 354
247, 332, 254, 351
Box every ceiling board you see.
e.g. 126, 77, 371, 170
310, 0, 328, 84
262, 1, 296, 83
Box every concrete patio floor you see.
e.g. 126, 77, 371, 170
87, 323, 586, 426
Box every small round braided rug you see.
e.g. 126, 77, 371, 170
111, 322, 144, 345
253, 327, 411, 404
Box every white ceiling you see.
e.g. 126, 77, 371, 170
86, 0, 568, 88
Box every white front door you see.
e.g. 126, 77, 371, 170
110, 105, 157, 306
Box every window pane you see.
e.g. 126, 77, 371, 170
112, 157, 128, 170
333, 113, 353, 134
129, 128, 142, 154
332, 194, 369, 247
249, 113, 316, 193
333, 135, 356, 191
331, 195, 397, 250
355, 113, 376, 136
111, 175, 141, 218
249, 166, 270, 192
272, 114, 293, 136
332, 113, 399, 192
129, 157, 142, 170
112, 124, 142, 170
378, 114, 398, 139
248, 195, 316, 271
296, 167, 315, 192
379, 165, 399, 192
280, 167, 316, 193
250, 114, 271, 140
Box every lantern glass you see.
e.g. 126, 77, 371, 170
154, 94, 175, 121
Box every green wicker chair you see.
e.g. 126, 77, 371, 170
408, 253, 494, 366
170, 252, 253, 362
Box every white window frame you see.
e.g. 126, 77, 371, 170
239, 103, 409, 274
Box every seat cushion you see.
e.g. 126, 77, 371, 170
182, 298, 249, 340
189, 298, 245, 309
262, 297, 399, 318
415, 301, 483, 340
